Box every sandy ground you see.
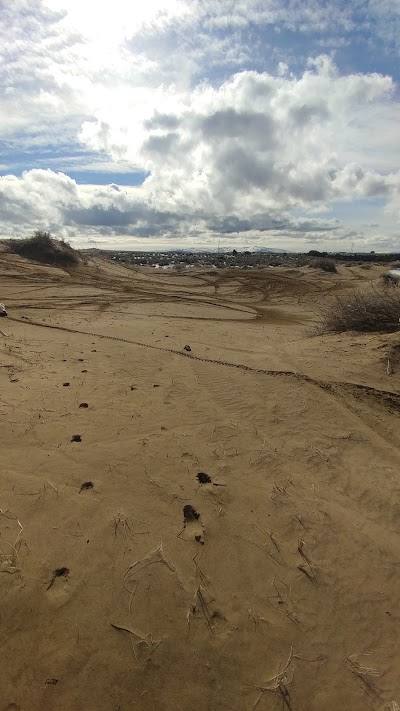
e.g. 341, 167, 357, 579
1, 250, 400, 711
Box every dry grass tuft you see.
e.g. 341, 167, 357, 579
8, 231, 79, 267
347, 653, 382, 698
311, 257, 337, 273
316, 287, 400, 334
347, 653, 380, 678
381, 272, 400, 287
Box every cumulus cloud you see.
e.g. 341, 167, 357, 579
77, 56, 398, 220
0, 168, 341, 243
0, 2, 88, 143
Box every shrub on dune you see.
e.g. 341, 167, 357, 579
311, 257, 338, 273
317, 286, 400, 333
8, 230, 79, 267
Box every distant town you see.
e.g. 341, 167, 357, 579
95, 249, 400, 269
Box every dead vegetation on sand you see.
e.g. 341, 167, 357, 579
317, 285, 400, 333
8, 230, 80, 267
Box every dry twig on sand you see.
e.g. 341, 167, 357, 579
196, 586, 213, 632
252, 523, 286, 567
266, 578, 300, 627
110, 622, 164, 665
34, 480, 59, 503
250, 647, 294, 710
0, 512, 23, 574
187, 585, 214, 635
112, 510, 132, 539
124, 542, 186, 591
193, 554, 210, 587
347, 653, 380, 678
347, 653, 381, 698
297, 540, 318, 585
112, 510, 149, 541
124, 542, 175, 576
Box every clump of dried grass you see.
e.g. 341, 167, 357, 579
8, 231, 79, 267
316, 287, 400, 334
347, 653, 381, 697
381, 272, 400, 287
312, 257, 338, 273
347, 653, 380, 678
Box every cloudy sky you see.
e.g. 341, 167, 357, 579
0, 0, 399, 252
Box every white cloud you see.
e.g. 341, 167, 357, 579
0, 170, 78, 226
74, 57, 398, 220
0, 1, 399, 250
45, 0, 190, 40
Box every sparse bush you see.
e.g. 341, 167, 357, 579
312, 258, 337, 273
317, 287, 400, 333
8, 231, 79, 267
381, 272, 400, 288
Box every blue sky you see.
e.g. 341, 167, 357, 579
0, 0, 399, 251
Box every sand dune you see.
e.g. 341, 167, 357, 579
1, 251, 400, 710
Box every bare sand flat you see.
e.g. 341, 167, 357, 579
1, 251, 400, 711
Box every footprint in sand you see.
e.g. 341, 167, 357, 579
182, 505, 204, 544
46, 567, 72, 607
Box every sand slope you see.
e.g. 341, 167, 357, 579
1, 252, 400, 711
